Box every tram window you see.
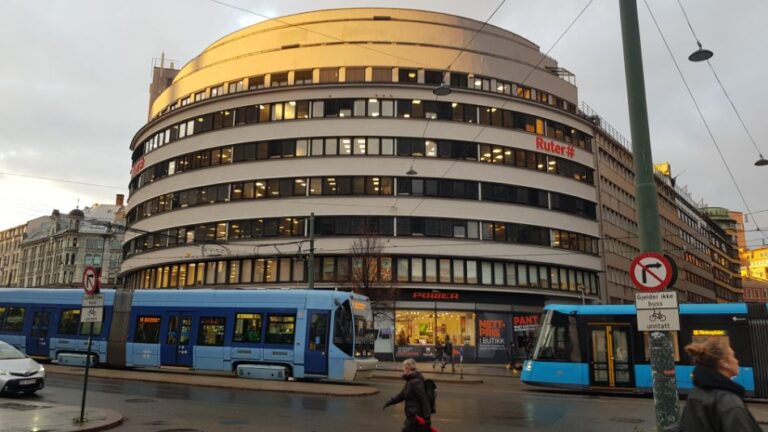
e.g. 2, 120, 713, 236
1, 307, 24, 332
58, 309, 81, 335
333, 301, 354, 356
198, 317, 226, 346
534, 312, 581, 361
0, 307, 5, 328
80, 321, 102, 336
266, 315, 295, 345
234, 313, 262, 343
134, 316, 161, 343
643, 331, 680, 362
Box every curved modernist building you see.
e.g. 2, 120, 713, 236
122, 8, 600, 361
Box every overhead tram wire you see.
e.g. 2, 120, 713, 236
390, 0, 507, 210
675, 0, 768, 164
0, 171, 125, 191
642, 0, 768, 241
407, 0, 595, 217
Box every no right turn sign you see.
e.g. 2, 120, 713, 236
630, 253, 674, 292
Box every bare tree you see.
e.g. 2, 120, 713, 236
343, 228, 399, 363
344, 230, 398, 319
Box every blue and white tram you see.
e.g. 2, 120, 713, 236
521, 303, 768, 397
0, 288, 377, 381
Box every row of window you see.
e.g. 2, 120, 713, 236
122, 216, 599, 257
129, 136, 594, 194
134, 314, 296, 346
0, 307, 101, 336
125, 254, 600, 295
136, 97, 592, 160
154, 66, 578, 121
126, 176, 597, 224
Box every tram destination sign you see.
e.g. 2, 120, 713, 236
635, 292, 679, 332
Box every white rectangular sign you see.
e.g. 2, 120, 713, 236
82, 294, 104, 308
637, 308, 680, 331
635, 292, 678, 310
81, 306, 103, 323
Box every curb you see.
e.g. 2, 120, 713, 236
47, 365, 379, 397
372, 373, 483, 384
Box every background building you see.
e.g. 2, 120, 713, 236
0, 224, 26, 287
18, 195, 126, 288
744, 246, 768, 281
585, 105, 743, 304
121, 8, 601, 362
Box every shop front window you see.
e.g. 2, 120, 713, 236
395, 310, 476, 349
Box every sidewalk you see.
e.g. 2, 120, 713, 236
0, 400, 123, 432
375, 360, 520, 380
46, 364, 379, 397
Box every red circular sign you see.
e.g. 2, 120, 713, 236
82, 266, 100, 295
629, 252, 673, 292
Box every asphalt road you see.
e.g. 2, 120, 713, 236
8, 373, 768, 432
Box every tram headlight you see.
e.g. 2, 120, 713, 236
524, 361, 533, 372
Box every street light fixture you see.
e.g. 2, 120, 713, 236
755, 155, 768, 167
406, 167, 418, 176
432, 83, 452, 96
688, 42, 713, 62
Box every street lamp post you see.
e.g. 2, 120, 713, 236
618, 0, 680, 429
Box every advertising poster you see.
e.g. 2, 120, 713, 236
477, 312, 513, 361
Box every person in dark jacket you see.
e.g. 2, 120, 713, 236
679, 337, 762, 432
383, 358, 432, 432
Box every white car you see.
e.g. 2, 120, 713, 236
0, 341, 45, 395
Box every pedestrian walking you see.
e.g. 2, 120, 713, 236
431, 339, 444, 370
441, 337, 454, 373
383, 358, 433, 432
679, 337, 761, 432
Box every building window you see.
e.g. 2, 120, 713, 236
294, 69, 313, 85
371, 67, 392, 82
398, 68, 418, 83
345, 67, 365, 82
319, 68, 339, 83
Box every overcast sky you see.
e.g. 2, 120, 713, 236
1, 0, 766, 247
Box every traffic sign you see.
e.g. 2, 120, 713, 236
635, 291, 678, 310
82, 266, 100, 295
629, 253, 674, 292
636, 308, 680, 331
635, 292, 680, 331
81, 294, 104, 323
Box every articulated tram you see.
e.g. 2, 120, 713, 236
521, 303, 768, 397
0, 288, 377, 381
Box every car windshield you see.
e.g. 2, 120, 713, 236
0, 343, 25, 360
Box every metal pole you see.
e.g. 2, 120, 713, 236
307, 213, 315, 289
78, 324, 94, 423
618, 1, 680, 429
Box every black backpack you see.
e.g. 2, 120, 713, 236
424, 379, 437, 414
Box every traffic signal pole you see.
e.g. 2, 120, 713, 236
618, 0, 680, 429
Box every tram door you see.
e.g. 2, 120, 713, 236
27, 308, 54, 357
588, 324, 634, 388
161, 312, 194, 367
304, 310, 330, 375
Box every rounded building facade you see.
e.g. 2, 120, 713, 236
122, 8, 600, 362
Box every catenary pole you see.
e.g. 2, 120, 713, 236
618, 0, 680, 429
307, 213, 315, 289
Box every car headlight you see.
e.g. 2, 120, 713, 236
37, 365, 45, 373
0, 370, 8, 376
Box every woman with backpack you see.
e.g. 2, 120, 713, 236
679, 337, 761, 431
383, 358, 434, 432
